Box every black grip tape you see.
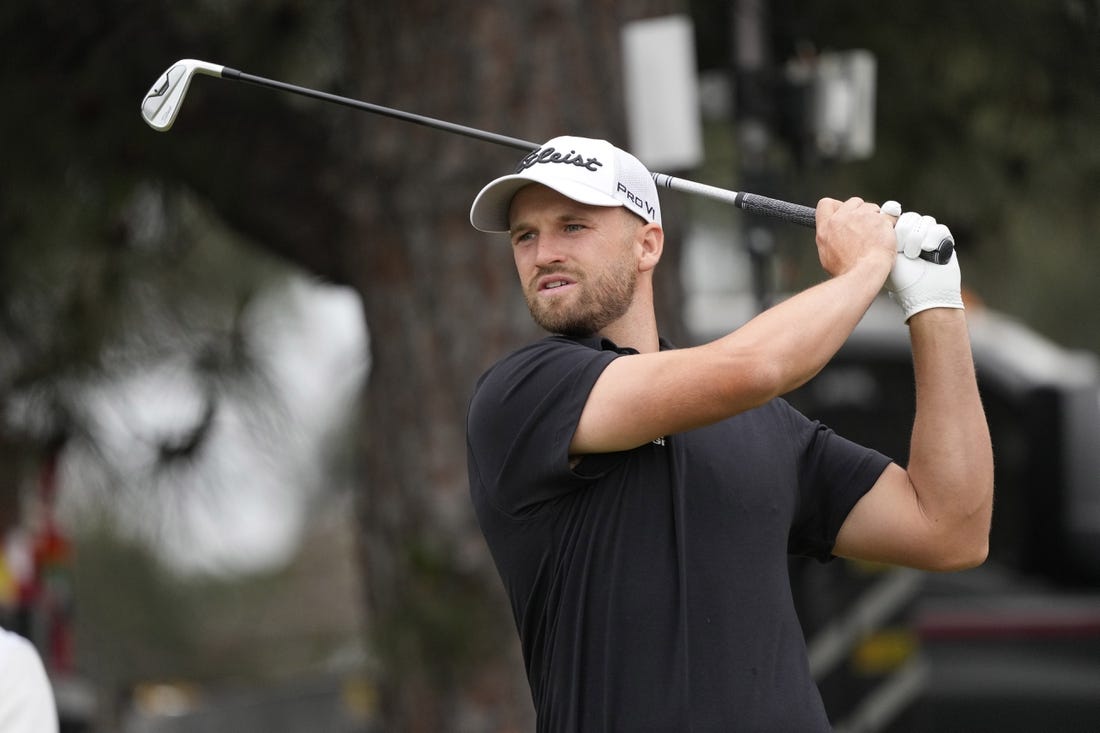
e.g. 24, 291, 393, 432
735, 193, 817, 229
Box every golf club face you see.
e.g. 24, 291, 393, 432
141, 59, 225, 131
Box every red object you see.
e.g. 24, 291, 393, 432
28, 448, 76, 674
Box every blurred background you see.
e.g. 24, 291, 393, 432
2, 1, 1098, 731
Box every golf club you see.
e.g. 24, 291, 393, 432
141, 59, 953, 264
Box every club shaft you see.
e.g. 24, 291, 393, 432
221, 67, 819, 231
147, 60, 951, 262
223, 68, 536, 152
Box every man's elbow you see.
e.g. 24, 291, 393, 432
932, 537, 989, 572
921, 479, 994, 572
924, 526, 990, 572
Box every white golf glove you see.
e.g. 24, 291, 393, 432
883, 201, 963, 322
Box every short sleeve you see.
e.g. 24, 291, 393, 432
467, 337, 621, 517
784, 401, 893, 561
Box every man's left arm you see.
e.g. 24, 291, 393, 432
833, 207, 994, 571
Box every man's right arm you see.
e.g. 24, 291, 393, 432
571, 197, 897, 456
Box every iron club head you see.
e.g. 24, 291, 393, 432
141, 59, 225, 131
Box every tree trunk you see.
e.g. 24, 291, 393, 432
335, 2, 684, 728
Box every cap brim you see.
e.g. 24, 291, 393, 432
469, 173, 623, 234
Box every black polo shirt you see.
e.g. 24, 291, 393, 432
466, 335, 891, 732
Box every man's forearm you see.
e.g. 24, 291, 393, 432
722, 259, 888, 398
906, 308, 994, 564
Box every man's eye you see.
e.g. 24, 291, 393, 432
513, 231, 535, 245
564, 223, 585, 233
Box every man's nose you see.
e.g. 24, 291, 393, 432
533, 235, 567, 267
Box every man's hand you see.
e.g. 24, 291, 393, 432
815, 197, 897, 281
885, 205, 964, 322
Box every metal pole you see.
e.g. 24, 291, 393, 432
733, 0, 777, 312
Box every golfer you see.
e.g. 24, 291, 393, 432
466, 136, 993, 731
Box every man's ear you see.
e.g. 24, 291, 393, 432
637, 223, 664, 273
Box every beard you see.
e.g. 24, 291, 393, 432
525, 251, 638, 338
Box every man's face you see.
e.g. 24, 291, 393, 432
508, 184, 642, 338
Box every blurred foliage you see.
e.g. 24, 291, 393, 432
73, 502, 365, 688
72, 521, 199, 686
0, 3, 312, 450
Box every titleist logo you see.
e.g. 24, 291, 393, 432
515, 147, 603, 173
511, 144, 656, 221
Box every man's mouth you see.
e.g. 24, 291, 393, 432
536, 274, 577, 293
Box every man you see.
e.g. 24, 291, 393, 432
465, 136, 993, 731
0, 627, 59, 733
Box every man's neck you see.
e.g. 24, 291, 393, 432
596, 310, 660, 354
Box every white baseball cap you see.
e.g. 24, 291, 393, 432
469, 135, 662, 233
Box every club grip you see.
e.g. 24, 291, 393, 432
735, 193, 954, 265
734, 193, 817, 229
